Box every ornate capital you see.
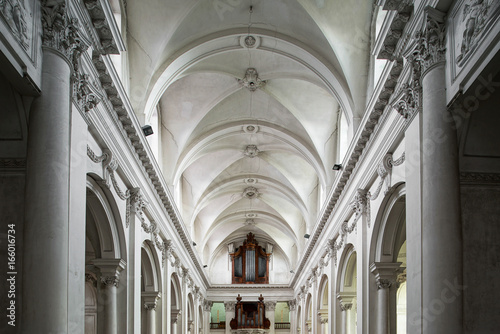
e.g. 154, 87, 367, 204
100, 274, 119, 287
203, 300, 213, 312
413, 7, 447, 75
288, 299, 297, 311
339, 302, 353, 312
376, 278, 393, 290
171, 309, 181, 323
41, 0, 88, 68
337, 292, 356, 312
143, 291, 161, 311
370, 262, 402, 290
224, 301, 235, 312
265, 301, 276, 311
93, 258, 126, 288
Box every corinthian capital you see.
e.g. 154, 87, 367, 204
413, 6, 447, 75
41, 0, 88, 67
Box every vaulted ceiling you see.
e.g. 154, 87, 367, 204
125, 0, 374, 282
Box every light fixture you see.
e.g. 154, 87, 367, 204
332, 164, 342, 171
192, 242, 197, 246
304, 234, 310, 239
203, 265, 208, 268
142, 125, 154, 136
290, 270, 294, 274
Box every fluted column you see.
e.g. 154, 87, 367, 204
416, 7, 463, 334
94, 259, 126, 334
21, 2, 87, 333
143, 291, 161, 334
337, 292, 355, 334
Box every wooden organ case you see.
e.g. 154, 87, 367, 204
229, 233, 271, 284
230, 294, 270, 330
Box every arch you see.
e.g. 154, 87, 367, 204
86, 175, 126, 260
370, 182, 406, 263
337, 245, 357, 293
369, 182, 407, 334
171, 273, 182, 311
317, 274, 329, 310
141, 241, 162, 292
337, 245, 357, 334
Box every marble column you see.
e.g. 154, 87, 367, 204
94, 259, 126, 334
417, 7, 463, 334
224, 301, 235, 334
337, 292, 355, 334
21, 4, 85, 332
370, 262, 401, 334
143, 291, 161, 334
266, 301, 277, 334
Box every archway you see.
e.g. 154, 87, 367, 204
337, 246, 357, 334
141, 241, 162, 334
85, 176, 126, 334
317, 274, 329, 334
170, 273, 182, 334
369, 183, 406, 334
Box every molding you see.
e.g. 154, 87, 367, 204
377, 0, 414, 60
0, 158, 26, 170
82, 0, 124, 54
291, 58, 405, 286
90, 52, 209, 287
460, 172, 500, 185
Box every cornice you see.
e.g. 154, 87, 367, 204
291, 57, 405, 287
82, 0, 124, 54
89, 53, 209, 287
377, 0, 414, 60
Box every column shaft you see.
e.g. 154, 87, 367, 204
22, 48, 72, 333
422, 63, 463, 334
102, 283, 118, 334
377, 287, 389, 334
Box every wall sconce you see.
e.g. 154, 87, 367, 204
304, 234, 310, 239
